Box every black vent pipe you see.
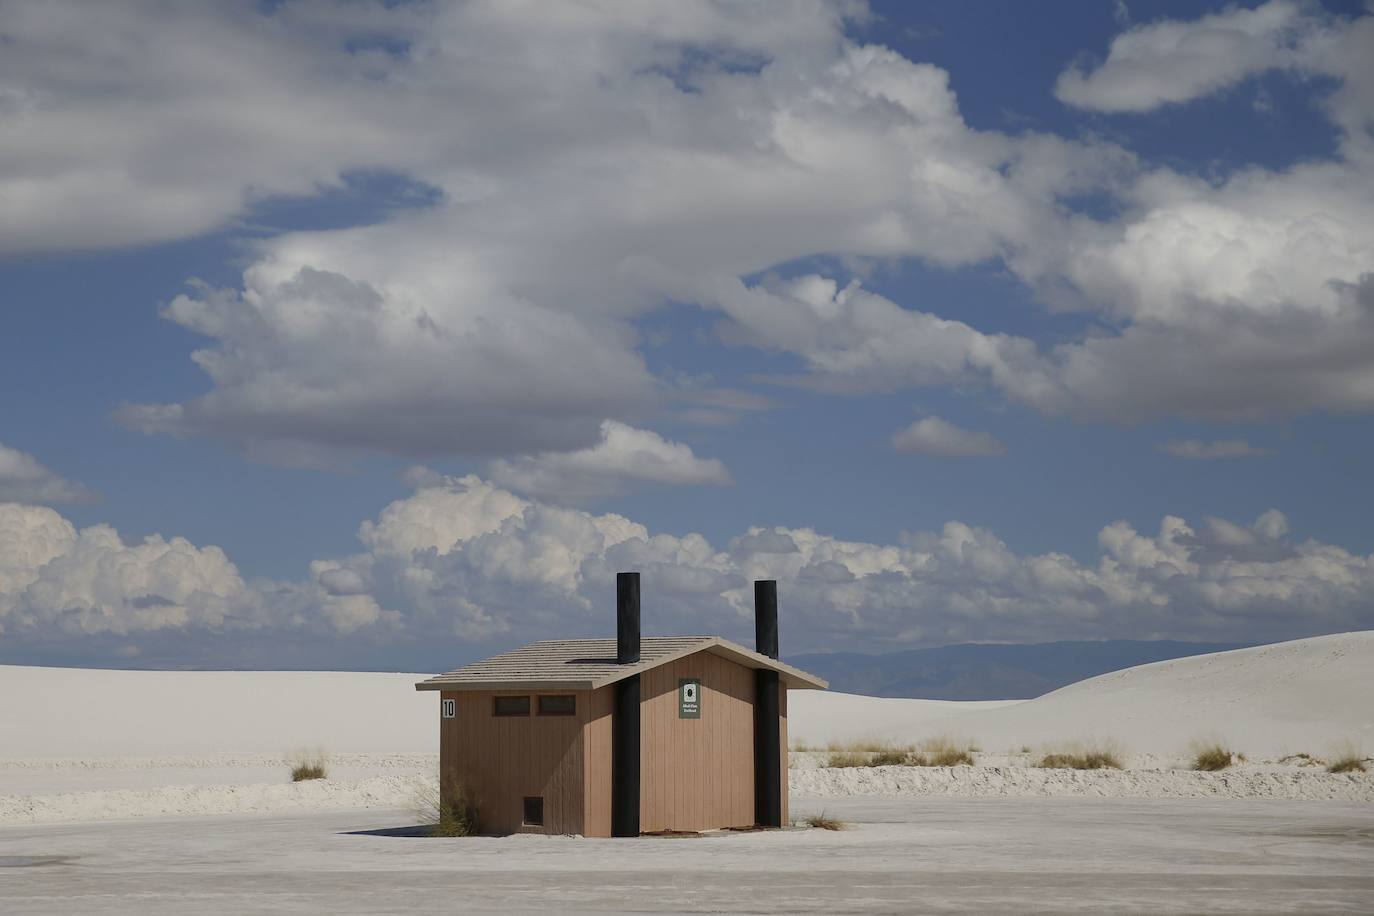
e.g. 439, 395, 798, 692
755, 579, 778, 659
612, 571, 641, 836
612, 673, 641, 837
617, 571, 641, 664
753, 579, 782, 827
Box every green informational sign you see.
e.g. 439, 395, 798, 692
679, 678, 701, 719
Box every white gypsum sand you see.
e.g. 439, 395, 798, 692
5, 801, 1373, 915
0, 668, 434, 757
1, 632, 1370, 824
787, 631, 1374, 757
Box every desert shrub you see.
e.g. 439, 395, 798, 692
925, 747, 975, 767
821, 738, 976, 768
918, 738, 975, 767
415, 775, 480, 837
868, 748, 910, 766
803, 812, 848, 831
1326, 741, 1368, 774
1191, 743, 1236, 771
435, 781, 479, 837
1328, 756, 1368, 774
288, 750, 328, 782
824, 750, 871, 768
823, 739, 910, 767
1036, 742, 1123, 770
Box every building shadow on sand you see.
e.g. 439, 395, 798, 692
341, 824, 435, 838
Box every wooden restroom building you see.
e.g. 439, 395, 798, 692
415, 573, 827, 836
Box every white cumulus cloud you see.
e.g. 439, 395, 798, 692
892, 417, 1006, 457
4, 480, 1373, 658
1055, 0, 1314, 113
0, 442, 97, 505
0, 503, 255, 637
488, 421, 731, 502
5, 0, 1374, 459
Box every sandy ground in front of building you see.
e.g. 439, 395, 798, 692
2, 798, 1372, 915
3, 752, 1372, 825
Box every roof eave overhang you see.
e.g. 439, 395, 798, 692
414, 635, 829, 693
415, 679, 598, 692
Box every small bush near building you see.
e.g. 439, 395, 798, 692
416, 776, 480, 837
803, 812, 848, 831
434, 779, 479, 837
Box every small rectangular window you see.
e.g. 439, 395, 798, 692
523, 796, 544, 826
493, 695, 530, 717
537, 694, 576, 716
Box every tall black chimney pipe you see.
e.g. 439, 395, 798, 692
612, 571, 642, 836
753, 579, 782, 827
755, 579, 779, 659
617, 571, 641, 664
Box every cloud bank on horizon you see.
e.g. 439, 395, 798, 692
1, 0, 1372, 665
2, 474, 1371, 662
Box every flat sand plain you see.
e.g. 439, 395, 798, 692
2, 799, 1371, 915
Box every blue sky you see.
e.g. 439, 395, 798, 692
2, 0, 1373, 669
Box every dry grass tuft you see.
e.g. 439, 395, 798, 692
824, 750, 873, 768
820, 736, 977, 768
868, 748, 910, 766
1035, 741, 1123, 770
288, 749, 328, 782
1326, 741, 1369, 774
802, 812, 849, 831
915, 738, 975, 767
1191, 743, 1236, 771
415, 775, 480, 837
1328, 756, 1368, 774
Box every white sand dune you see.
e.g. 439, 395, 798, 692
0, 667, 433, 757
789, 631, 1374, 758
1, 633, 1370, 823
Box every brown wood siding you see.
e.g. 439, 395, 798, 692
581, 685, 614, 838
439, 689, 586, 835
779, 685, 789, 825
638, 650, 756, 832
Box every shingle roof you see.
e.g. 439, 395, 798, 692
415, 636, 827, 692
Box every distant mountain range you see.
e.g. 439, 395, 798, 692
787, 640, 1249, 700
